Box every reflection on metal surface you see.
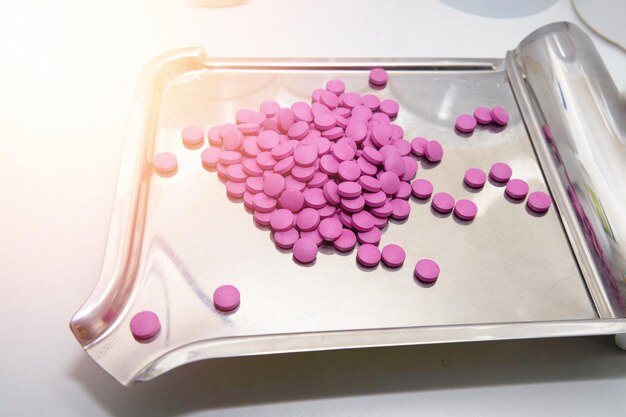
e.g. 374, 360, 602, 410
70, 23, 626, 386
508, 22, 626, 317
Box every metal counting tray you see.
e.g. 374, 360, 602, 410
71, 22, 626, 385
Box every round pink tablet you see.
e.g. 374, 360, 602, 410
410, 137, 428, 157
473, 107, 492, 124
358, 227, 382, 245
424, 141, 443, 163
279, 189, 305, 212
296, 207, 320, 231
491, 106, 509, 126
505, 179, 529, 199
213, 285, 240, 311
253, 192, 277, 212
181, 126, 204, 147
130, 311, 160, 341
260, 100, 281, 117
304, 188, 326, 209
432, 192, 455, 213
263, 173, 285, 198
226, 164, 247, 182
270, 142, 294, 161
333, 228, 357, 252
274, 227, 299, 249
332, 142, 356, 162
345, 121, 368, 142
390, 199, 410, 220
361, 94, 380, 110
414, 259, 440, 283
314, 113, 336, 131
341, 195, 365, 213
455, 114, 477, 133
489, 162, 512, 183
318, 217, 342, 241
274, 156, 295, 175
226, 181, 246, 198
242, 158, 263, 176
338, 182, 362, 198
338, 160, 361, 182
454, 199, 478, 221
219, 151, 243, 165
527, 191, 552, 213
359, 175, 381, 193
201, 147, 221, 168
269, 209, 295, 232
411, 179, 433, 199
352, 210, 375, 232
464, 168, 487, 188
380, 171, 400, 195
357, 244, 381, 267
223, 128, 243, 151
379, 99, 399, 118
258, 130, 280, 151
363, 190, 387, 208
326, 79, 345, 95
362, 147, 383, 165
369, 67, 388, 86
288, 121, 310, 140
381, 244, 405, 268
253, 210, 272, 226
323, 181, 341, 205
293, 238, 317, 263
371, 125, 392, 148
153, 152, 177, 174
294, 144, 318, 167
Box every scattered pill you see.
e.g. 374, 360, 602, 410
357, 227, 382, 245
274, 227, 299, 249
410, 137, 428, 157
130, 311, 161, 341
357, 244, 381, 267
153, 152, 178, 174
424, 140, 443, 163
181, 126, 204, 147
454, 199, 478, 221
293, 238, 317, 263
432, 192, 455, 213
414, 259, 439, 283
527, 191, 552, 213
473, 107, 492, 124
491, 106, 509, 126
269, 209, 295, 232
201, 148, 220, 168
464, 168, 487, 188
213, 285, 240, 311
505, 179, 529, 200
369, 67, 388, 86
455, 114, 477, 133
333, 228, 357, 252
381, 244, 406, 268
489, 162, 512, 183
411, 179, 433, 199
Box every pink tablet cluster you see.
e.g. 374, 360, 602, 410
454, 106, 509, 134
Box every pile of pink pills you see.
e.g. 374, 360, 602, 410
455, 106, 509, 134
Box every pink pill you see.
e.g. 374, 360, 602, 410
253, 210, 272, 226
359, 175, 381, 193
489, 162, 512, 183
414, 259, 440, 283
400, 157, 418, 182
326, 79, 345, 95
314, 137, 332, 155
432, 192, 455, 213
285, 176, 306, 192
277, 109, 295, 132
345, 121, 368, 143
274, 156, 295, 175
341, 92, 361, 108
257, 130, 280, 151
226, 164, 247, 182
242, 158, 263, 176
223, 128, 244, 151
455, 114, 477, 133
357, 156, 378, 176
314, 113, 336, 131
320, 154, 339, 176
391, 139, 411, 157
341, 195, 365, 213
323, 180, 341, 205
395, 181, 412, 199
322, 126, 343, 140
338, 182, 362, 198
304, 188, 326, 209
473, 107, 493, 124
293, 238, 317, 263
263, 173, 285, 198
331, 143, 354, 162
242, 136, 261, 157
252, 192, 277, 212
226, 181, 246, 198
300, 228, 323, 246
363, 190, 387, 208
351, 105, 373, 121
371, 125, 392, 148
362, 146, 383, 165
270, 142, 294, 160
527, 191, 552, 213
352, 210, 375, 232
410, 137, 428, 157
236, 108, 255, 124
381, 244, 405, 268
491, 106, 509, 126
291, 101, 313, 123
294, 144, 317, 167
379, 99, 399, 118
274, 227, 299, 249
318, 217, 343, 241
260, 100, 281, 117
361, 94, 380, 110
312, 88, 325, 102
425, 141, 443, 163
390, 199, 411, 220
357, 244, 381, 267
213, 284, 240, 311
181, 126, 204, 147
320, 91, 339, 109
308, 172, 329, 188
279, 189, 304, 212
317, 204, 335, 219
505, 179, 529, 199
454, 199, 478, 221
380, 171, 400, 195
338, 211, 353, 228
464, 168, 487, 188
369, 67, 388, 86
219, 151, 242, 165
208, 126, 222, 146
270, 208, 295, 232
338, 160, 361, 182
358, 227, 382, 245
238, 123, 260, 135
130, 311, 160, 341
288, 121, 310, 140
371, 200, 392, 218
333, 228, 357, 252
201, 147, 221, 168
384, 154, 406, 177
372, 215, 388, 229
243, 191, 255, 209
292, 165, 316, 182
296, 207, 320, 231
246, 176, 264, 193
153, 152, 177, 174
411, 179, 433, 199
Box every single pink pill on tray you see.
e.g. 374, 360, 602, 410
489, 162, 512, 183
369, 67, 388, 86
454, 199, 478, 221
505, 179, 529, 199
491, 106, 509, 126
357, 244, 381, 267
455, 114, 477, 133
153, 152, 177, 174
474, 107, 493, 124
411, 178, 433, 199
527, 191, 552, 213
381, 244, 405, 268
464, 168, 487, 188
414, 259, 440, 283
293, 237, 318, 263
424, 141, 443, 163
269, 209, 295, 232
181, 126, 204, 146
326, 79, 345, 95
130, 311, 160, 341
432, 192, 455, 213
213, 284, 240, 311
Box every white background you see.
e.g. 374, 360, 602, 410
1, 0, 625, 415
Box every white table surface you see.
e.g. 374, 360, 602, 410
1, 0, 625, 415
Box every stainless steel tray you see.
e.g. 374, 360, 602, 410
70, 22, 626, 385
